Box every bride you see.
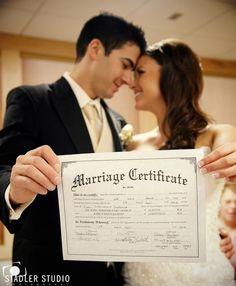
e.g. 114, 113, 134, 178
123, 39, 236, 286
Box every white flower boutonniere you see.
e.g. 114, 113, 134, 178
119, 124, 134, 149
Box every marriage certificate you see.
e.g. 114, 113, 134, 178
57, 149, 206, 262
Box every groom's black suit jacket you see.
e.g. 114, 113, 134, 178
0, 77, 126, 286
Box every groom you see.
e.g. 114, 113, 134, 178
0, 13, 146, 286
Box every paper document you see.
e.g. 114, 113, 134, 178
57, 149, 206, 262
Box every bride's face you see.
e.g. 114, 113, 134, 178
131, 55, 166, 118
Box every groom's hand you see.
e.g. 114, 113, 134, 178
9, 145, 60, 205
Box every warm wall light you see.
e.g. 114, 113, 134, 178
0, 222, 3, 245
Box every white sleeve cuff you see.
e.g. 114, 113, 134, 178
4, 185, 36, 220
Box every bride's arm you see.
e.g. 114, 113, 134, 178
198, 125, 236, 182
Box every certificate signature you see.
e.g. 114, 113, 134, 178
57, 149, 206, 262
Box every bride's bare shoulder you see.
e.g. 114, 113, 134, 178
196, 123, 236, 149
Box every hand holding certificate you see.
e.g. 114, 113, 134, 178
57, 149, 206, 263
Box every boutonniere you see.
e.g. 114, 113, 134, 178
119, 124, 134, 149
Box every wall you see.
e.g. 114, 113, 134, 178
201, 76, 236, 126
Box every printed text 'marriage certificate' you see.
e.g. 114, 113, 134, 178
57, 149, 206, 262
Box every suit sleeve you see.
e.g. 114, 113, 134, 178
0, 86, 39, 232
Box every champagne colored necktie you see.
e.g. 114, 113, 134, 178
83, 103, 102, 148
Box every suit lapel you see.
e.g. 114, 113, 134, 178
51, 78, 123, 153
101, 100, 123, 152
51, 77, 94, 153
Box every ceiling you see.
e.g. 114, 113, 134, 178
0, 0, 236, 61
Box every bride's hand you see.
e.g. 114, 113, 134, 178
198, 143, 236, 182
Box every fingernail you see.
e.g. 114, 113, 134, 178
198, 161, 204, 167
54, 176, 61, 185
212, 173, 220, 179
48, 184, 56, 191
54, 164, 60, 173
200, 167, 207, 174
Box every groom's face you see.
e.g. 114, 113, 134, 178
91, 43, 140, 99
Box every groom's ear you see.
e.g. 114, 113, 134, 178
87, 39, 105, 60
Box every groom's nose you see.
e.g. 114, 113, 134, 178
128, 71, 136, 89
121, 69, 134, 86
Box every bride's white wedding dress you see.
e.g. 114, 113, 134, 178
124, 153, 234, 286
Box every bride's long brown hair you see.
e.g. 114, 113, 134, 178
145, 39, 211, 149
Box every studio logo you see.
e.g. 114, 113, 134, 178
2, 262, 71, 285
2, 261, 27, 283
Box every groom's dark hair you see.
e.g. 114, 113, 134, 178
75, 12, 146, 61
